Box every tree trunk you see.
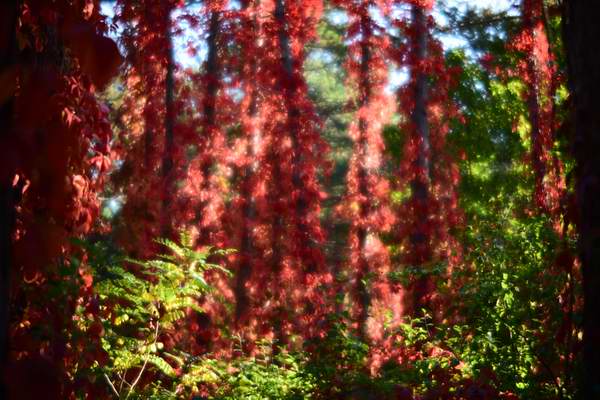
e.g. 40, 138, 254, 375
0, 0, 19, 394
197, 10, 221, 245
274, 0, 309, 248
563, 1, 600, 398
522, 0, 563, 217
272, 0, 296, 349
355, 11, 373, 340
235, 0, 260, 327
161, 4, 175, 238
409, 4, 432, 315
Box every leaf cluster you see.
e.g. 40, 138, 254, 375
79, 232, 231, 398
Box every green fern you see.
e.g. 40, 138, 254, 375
81, 231, 231, 398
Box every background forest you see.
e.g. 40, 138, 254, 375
1, 0, 599, 399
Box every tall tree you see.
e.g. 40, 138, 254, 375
406, 1, 434, 315
0, 0, 120, 395
563, 1, 600, 397
115, 0, 181, 256
257, 0, 331, 345
162, 4, 176, 238
512, 1, 578, 394
0, 1, 20, 394
337, 0, 396, 340
394, 0, 462, 317
230, 0, 264, 336
516, 0, 565, 223
187, 0, 229, 248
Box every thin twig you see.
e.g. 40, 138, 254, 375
104, 373, 120, 398
117, 372, 132, 391
126, 319, 160, 399
118, 372, 125, 393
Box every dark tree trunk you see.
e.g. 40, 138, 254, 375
563, 1, 600, 398
275, 0, 294, 78
197, 10, 221, 245
0, 1, 19, 394
274, 0, 310, 252
202, 10, 220, 163
235, 0, 259, 326
272, 0, 296, 349
162, 5, 175, 238
355, 11, 373, 340
409, 4, 432, 315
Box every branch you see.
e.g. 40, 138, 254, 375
126, 319, 160, 399
104, 373, 120, 398
117, 371, 132, 393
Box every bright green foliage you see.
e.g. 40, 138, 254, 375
447, 217, 575, 399
81, 233, 231, 398
302, 315, 468, 399
126, 340, 318, 399
304, 315, 371, 398
440, 43, 578, 398
209, 342, 317, 400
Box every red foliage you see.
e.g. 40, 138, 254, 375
225, 0, 332, 347
176, 1, 236, 356
114, 0, 181, 258
181, 0, 232, 250
370, 334, 511, 400
393, 1, 462, 317
0, 0, 120, 396
513, 0, 565, 226
512, 0, 579, 390
334, 0, 399, 341
226, 0, 270, 346
113, 0, 236, 357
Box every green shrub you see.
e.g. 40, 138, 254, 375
80, 232, 230, 398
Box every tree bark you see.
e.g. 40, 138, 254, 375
272, 0, 296, 348
275, 0, 309, 247
563, 1, 600, 398
355, 10, 373, 340
235, 0, 259, 327
409, 4, 432, 315
197, 10, 221, 245
161, 4, 175, 238
0, 1, 19, 394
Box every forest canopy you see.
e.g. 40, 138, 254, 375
1, 0, 599, 399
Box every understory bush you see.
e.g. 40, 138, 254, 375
74, 230, 574, 399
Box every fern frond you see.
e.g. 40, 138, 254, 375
147, 355, 177, 377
